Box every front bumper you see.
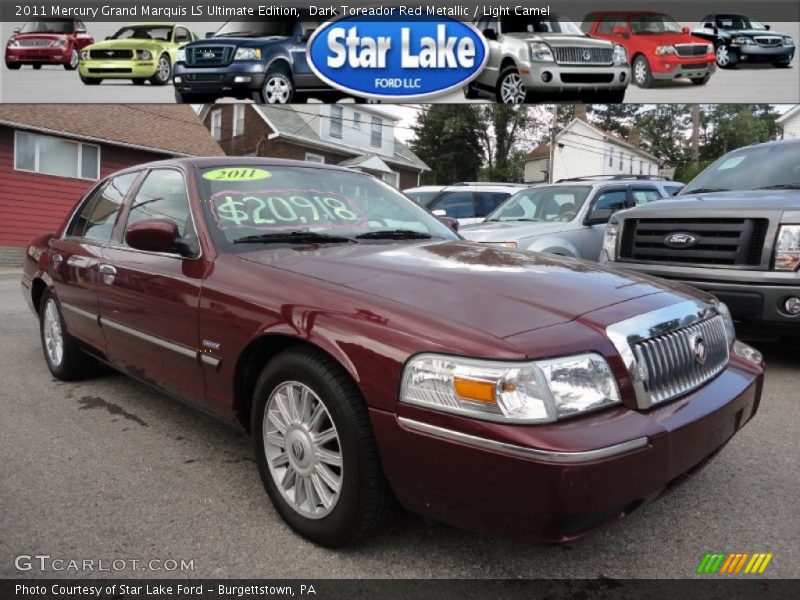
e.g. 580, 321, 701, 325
651, 55, 716, 79
5, 46, 70, 65
736, 44, 795, 63
520, 63, 630, 92
372, 352, 762, 543
173, 61, 265, 98
78, 59, 157, 79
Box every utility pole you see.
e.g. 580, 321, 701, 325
548, 105, 558, 183
691, 104, 700, 168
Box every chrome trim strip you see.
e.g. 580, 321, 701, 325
99, 317, 197, 359
60, 302, 99, 323
200, 354, 221, 369
398, 417, 649, 463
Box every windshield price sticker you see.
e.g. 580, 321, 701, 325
210, 190, 368, 230
203, 168, 272, 181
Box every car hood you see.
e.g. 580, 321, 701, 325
627, 188, 800, 213
506, 33, 612, 48
460, 220, 575, 242
200, 36, 288, 46
87, 39, 169, 50
237, 241, 681, 339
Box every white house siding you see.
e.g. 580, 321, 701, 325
524, 158, 548, 183
317, 105, 396, 157
781, 110, 800, 139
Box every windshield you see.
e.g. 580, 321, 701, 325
18, 20, 73, 34
197, 166, 457, 251
112, 26, 173, 41
487, 186, 592, 222
715, 15, 764, 30
501, 15, 584, 35
682, 143, 800, 194
629, 15, 683, 35
214, 18, 297, 38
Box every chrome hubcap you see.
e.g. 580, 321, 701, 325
264, 76, 291, 103
157, 57, 170, 80
70, 50, 79, 68
43, 299, 64, 367
716, 46, 729, 66
634, 60, 647, 83
500, 73, 526, 104
264, 381, 342, 519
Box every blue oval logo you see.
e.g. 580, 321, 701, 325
307, 17, 488, 100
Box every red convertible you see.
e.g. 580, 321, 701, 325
5, 18, 94, 70
22, 158, 764, 547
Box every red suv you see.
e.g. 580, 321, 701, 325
584, 12, 715, 87
5, 18, 94, 71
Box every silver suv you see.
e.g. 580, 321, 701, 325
460, 176, 673, 259
466, 13, 630, 103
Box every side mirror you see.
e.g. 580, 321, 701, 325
584, 207, 614, 225
483, 28, 497, 41
12, 26, 20, 33
682, 26, 691, 35
766, 24, 771, 30
611, 26, 628, 37
125, 219, 183, 254
105, 36, 113, 40
205, 31, 215, 39
432, 209, 447, 217
702, 22, 714, 29
439, 216, 460, 232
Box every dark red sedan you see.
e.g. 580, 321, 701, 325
22, 158, 764, 547
5, 18, 93, 70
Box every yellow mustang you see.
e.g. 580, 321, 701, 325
79, 23, 197, 86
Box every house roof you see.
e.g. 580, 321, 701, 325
338, 154, 394, 173
524, 143, 551, 161
250, 105, 429, 172
0, 104, 224, 157
776, 105, 800, 125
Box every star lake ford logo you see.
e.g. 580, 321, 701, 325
307, 16, 488, 100
663, 232, 699, 248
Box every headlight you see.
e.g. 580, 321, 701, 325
81, 48, 89, 60
52, 38, 67, 47
732, 36, 754, 46
234, 47, 262, 61
529, 42, 554, 62
177, 47, 186, 62
716, 302, 737, 347
400, 353, 621, 423
655, 45, 676, 56
8, 39, 20, 47
480, 242, 517, 249
774, 224, 800, 271
612, 44, 628, 65
136, 49, 152, 60
784, 37, 794, 47
706, 43, 714, 54
603, 222, 619, 260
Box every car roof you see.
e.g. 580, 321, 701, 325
440, 184, 529, 192
403, 186, 445, 192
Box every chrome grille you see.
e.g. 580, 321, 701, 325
552, 46, 613, 65
675, 44, 710, 57
633, 315, 729, 406
186, 45, 235, 67
89, 49, 133, 60
754, 36, 783, 47
18, 39, 53, 47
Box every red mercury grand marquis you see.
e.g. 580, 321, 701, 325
22, 158, 764, 547
5, 18, 94, 71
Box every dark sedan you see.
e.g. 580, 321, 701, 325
693, 14, 795, 68
22, 158, 764, 547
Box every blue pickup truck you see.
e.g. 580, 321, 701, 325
173, 15, 335, 103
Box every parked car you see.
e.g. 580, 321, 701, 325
5, 18, 93, 71
692, 14, 795, 69
22, 157, 763, 547
461, 176, 672, 259
78, 23, 197, 86
420, 183, 530, 226
466, 13, 629, 104
173, 14, 335, 104
602, 139, 800, 337
584, 11, 715, 87
403, 186, 446, 205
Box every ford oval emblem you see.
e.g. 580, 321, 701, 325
663, 232, 699, 248
307, 17, 489, 100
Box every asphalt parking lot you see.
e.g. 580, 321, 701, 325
0, 271, 798, 579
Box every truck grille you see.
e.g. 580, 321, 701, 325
185, 45, 234, 67
89, 49, 133, 60
633, 315, 729, 406
754, 36, 783, 47
620, 218, 769, 266
675, 44, 710, 57
552, 46, 613, 65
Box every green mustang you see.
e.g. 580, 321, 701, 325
79, 23, 197, 86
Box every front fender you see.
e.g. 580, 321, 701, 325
522, 236, 580, 258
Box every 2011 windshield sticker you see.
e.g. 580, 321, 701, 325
210, 190, 368, 230
203, 168, 272, 181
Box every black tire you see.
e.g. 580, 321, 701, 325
463, 83, 480, 99
64, 49, 79, 70
253, 66, 295, 103
495, 66, 528, 104
251, 347, 394, 547
691, 74, 711, 85
33, 64, 42, 70
79, 72, 101, 85
716, 44, 737, 69
632, 55, 654, 87
5, 62, 21, 70
39, 291, 98, 381
132, 78, 146, 85
772, 61, 792, 68
149, 53, 172, 85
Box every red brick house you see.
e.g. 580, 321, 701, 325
0, 104, 223, 266
199, 104, 429, 190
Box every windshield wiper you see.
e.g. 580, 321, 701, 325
756, 184, 800, 190
685, 187, 730, 194
233, 231, 353, 245
355, 229, 434, 240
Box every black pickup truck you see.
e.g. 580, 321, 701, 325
601, 139, 800, 336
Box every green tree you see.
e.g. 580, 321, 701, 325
408, 105, 483, 185
476, 105, 546, 181
699, 104, 780, 160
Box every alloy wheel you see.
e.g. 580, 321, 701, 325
634, 60, 647, 85
69, 49, 79, 69
156, 56, 171, 82
263, 381, 343, 519
264, 75, 292, 103
43, 299, 64, 368
500, 73, 526, 104
716, 46, 730, 67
